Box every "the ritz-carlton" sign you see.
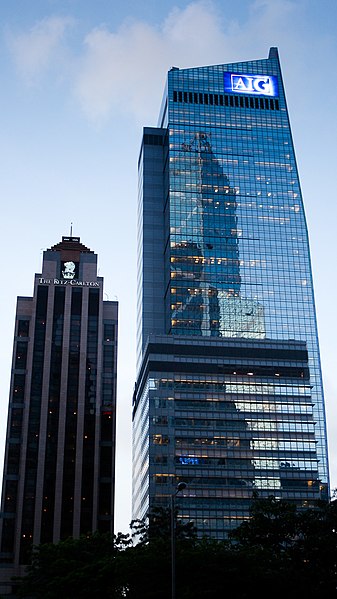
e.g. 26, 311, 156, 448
38, 278, 100, 287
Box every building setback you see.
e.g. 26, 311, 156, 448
0, 236, 118, 592
132, 47, 330, 538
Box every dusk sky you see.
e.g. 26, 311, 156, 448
0, 0, 336, 534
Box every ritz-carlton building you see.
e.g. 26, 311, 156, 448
0, 236, 118, 591
132, 47, 330, 538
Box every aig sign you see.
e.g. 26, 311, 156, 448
224, 72, 278, 97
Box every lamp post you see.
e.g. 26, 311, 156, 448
171, 481, 187, 599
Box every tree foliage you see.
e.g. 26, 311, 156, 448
16, 496, 337, 598
16, 532, 122, 599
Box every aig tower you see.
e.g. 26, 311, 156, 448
0, 236, 118, 590
133, 48, 330, 538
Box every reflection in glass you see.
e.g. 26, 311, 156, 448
171, 132, 265, 338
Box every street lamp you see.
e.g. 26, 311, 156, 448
171, 481, 187, 599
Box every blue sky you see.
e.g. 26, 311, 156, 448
0, 0, 336, 534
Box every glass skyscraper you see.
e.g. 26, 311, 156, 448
133, 48, 330, 538
0, 236, 118, 594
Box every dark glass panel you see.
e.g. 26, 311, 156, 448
41, 286, 65, 543
18, 320, 29, 337
20, 285, 48, 563
15, 341, 28, 370
61, 288, 82, 539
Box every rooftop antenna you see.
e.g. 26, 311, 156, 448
70, 222, 73, 236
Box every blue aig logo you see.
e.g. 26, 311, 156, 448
224, 72, 278, 97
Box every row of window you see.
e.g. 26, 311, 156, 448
153, 474, 316, 488
173, 90, 280, 111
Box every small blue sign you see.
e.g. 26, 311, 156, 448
179, 457, 199, 465
224, 72, 278, 97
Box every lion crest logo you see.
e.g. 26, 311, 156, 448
62, 261, 76, 280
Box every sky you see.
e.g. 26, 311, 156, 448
0, 0, 336, 535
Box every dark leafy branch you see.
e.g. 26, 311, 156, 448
15, 494, 337, 599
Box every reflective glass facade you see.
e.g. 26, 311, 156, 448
0, 237, 118, 592
133, 48, 329, 538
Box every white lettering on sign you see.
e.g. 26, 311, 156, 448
224, 72, 278, 97
232, 75, 272, 94
39, 277, 100, 287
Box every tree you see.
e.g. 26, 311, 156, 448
15, 496, 337, 598
114, 507, 198, 599
16, 532, 121, 599
230, 494, 337, 596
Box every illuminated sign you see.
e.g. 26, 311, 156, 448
62, 261, 76, 279
39, 277, 100, 287
61, 260, 79, 280
179, 457, 199, 465
224, 72, 278, 97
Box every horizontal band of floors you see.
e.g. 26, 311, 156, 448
140, 360, 308, 378
134, 336, 309, 416
151, 489, 319, 500
150, 466, 320, 481
151, 493, 322, 507
0, 512, 113, 520
151, 489, 323, 503
140, 335, 308, 361
153, 451, 319, 461
151, 454, 318, 470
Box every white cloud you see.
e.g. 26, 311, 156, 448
74, 1, 228, 124
74, 0, 301, 125
7, 16, 74, 83
6, 1, 303, 123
